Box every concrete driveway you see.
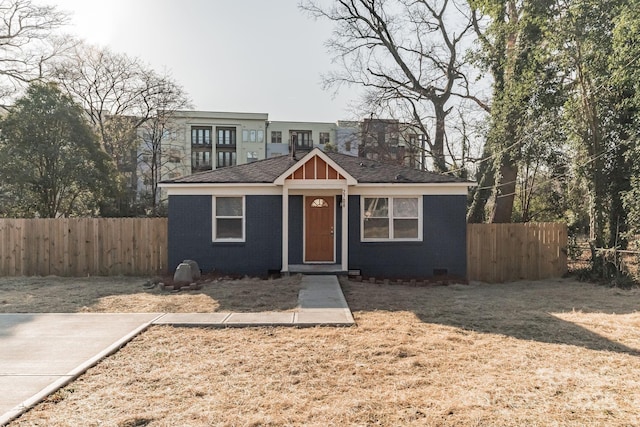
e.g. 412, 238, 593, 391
0, 275, 354, 425
0, 313, 160, 425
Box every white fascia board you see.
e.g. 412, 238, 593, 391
284, 180, 348, 190
162, 183, 281, 196
288, 188, 343, 196
351, 183, 472, 196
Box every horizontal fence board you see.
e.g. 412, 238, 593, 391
467, 222, 568, 283
0, 218, 168, 277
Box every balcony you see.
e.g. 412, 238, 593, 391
291, 139, 313, 151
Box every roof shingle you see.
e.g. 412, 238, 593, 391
161, 151, 472, 185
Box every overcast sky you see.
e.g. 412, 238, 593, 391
43, 0, 360, 122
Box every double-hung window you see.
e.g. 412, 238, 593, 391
271, 131, 282, 144
213, 196, 244, 241
361, 196, 421, 241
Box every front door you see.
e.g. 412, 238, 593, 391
305, 196, 335, 262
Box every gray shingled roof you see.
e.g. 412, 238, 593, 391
163, 155, 296, 184
161, 151, 471, 184
326, 152, 470, 184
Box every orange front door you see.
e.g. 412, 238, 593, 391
305, 196, 335, 262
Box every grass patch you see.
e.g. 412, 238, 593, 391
0, 275, 301, 313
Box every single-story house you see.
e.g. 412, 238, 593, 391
159, 148, 474, 279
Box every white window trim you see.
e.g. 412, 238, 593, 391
360, 195, 423, 242
212, 196, 246, 242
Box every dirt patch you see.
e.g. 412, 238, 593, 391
8, 278, 640, 426
0, 275, 301, 313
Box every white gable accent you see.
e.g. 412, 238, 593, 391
274, 148, 357, 186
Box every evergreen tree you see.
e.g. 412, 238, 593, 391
0, 83, 111, 217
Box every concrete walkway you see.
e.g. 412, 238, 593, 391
0, 275, 353, 425
154, 275, 354, 327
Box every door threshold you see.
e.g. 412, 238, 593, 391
287, 264, 348, 275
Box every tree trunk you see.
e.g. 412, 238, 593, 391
491, 156, 518, 223
467, 144, 495, 223
432, 101, 448, 173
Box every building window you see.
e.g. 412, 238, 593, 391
247, 151, 258, 163
192, 127, 212, 146
409, 134, 417, 147
271, 131, 282, 144
217, 127, 236, 146
191, 151, 212, 170
319, 132, 330, 145
290, 130, 312, 149
311, 198, 329, 208
168, 149, 182, 163
191, 126, 213, 172
217, 151, 236, 168
216, 127, 236, 168
361, 196, 421, 241
213, 196, 244, 241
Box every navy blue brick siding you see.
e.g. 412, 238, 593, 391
168, 195, 211, 272
288, 196, 303, 265
168, 195, 282, 276
348, 195, 467, 279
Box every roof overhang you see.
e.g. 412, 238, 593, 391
351, 182, 472, 196
159, 182, 281, 196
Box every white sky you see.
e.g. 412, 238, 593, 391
43, 0, 360, 122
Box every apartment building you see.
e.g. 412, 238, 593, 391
172, 110, 269, 174
266, 121, 337, 157
151, 111, 340, 180
335, 120, 360, 157
138, 111, 429, 200
359, 118, 428, 170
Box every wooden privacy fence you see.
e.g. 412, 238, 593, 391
467, 222, 567, 283
0, 218, 168, 276
1, 219, 566, 281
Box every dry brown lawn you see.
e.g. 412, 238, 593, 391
0, 275, 301, 313
7, 277, 640, 426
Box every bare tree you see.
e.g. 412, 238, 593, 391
137, 75, 191, 215
302, 0, 486, 173
445, 105, 484, 179
0, 0, 73, 99
355, 115, 426, 169
52, 43, 191, 216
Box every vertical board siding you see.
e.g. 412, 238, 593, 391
0, 218, 168, 276
467, 222, 567, 283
